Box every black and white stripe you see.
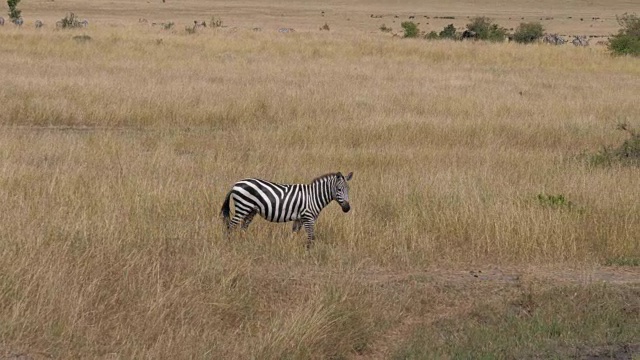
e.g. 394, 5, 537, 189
572, 35, 589, 47
221, 172, 353, 247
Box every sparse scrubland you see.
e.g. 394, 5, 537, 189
0, 2, 639, 358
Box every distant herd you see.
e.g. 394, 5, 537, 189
0, 11, 611, 46
0, 16, 88, 28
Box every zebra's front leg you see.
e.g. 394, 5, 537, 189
292, 219, 302, 233
301, 218, 316, 249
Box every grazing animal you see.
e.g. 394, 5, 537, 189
572, 35, 589, 46
542, 33, 566, 45
278, 27, 295, 33
14, 18, 23, 26
35, 20, 43, 28
0, 17, 5, 26
221, 172, 353, 247
78, 19, 88, 27
461, 29, 477, 40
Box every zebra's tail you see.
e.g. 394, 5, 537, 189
220, 190, 232, 228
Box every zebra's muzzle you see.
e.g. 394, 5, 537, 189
341, 203, 351, 213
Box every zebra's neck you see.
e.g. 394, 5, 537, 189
306, 176, 335, 215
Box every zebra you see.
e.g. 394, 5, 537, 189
572, 35, 589, 46
220, 172, 353, 247
35, 20, 43, 28
542, 33, 566, 45
461, 30, 477, 40
0, 17, 4, 26
13, 18, 23, 26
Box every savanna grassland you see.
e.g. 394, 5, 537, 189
1, 0, 639, 358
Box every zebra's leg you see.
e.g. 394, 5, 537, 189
227, 208, 252, 232
292, 219, 302, 233
241, 210, 258, 230
301, 218, 316, 249
227, 214, 243, 231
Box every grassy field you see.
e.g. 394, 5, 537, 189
1, 0, 639, 358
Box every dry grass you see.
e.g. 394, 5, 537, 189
1, 1, 639, 358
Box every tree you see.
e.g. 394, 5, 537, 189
439, 24, 456, 39
609, 13, 640, 56
513, 22, 544, 44
466, 17, 508, 42
7, 0, 21, 22
401, 21, 419, 38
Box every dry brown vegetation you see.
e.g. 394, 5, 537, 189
1, 0, 639, 358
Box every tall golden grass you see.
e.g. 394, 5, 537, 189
0, 12, 639, 358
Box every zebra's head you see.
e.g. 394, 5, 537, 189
334, 172, 353, 213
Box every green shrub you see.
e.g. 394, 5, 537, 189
7, 0, 21, 22
609, 13, 640, 56
401, 21, 419, 38
589, 123, 640, 166
57, 12, 87, 29
609, 35, 640, 56
439, 24, 456, 39
536, 194, 573, 209
513, 22, 544, 43
425, 31, 439, 40
466, 17, 508, 42
379, 24, 392, 33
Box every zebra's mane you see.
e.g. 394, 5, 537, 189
310, 172, 338, 183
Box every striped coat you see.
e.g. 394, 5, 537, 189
221, 172, 353, 247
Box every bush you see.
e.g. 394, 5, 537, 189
7, 0, 21, 22
57, 12, 87, 29
439, 24, 457, 39
466, 17, 508, 42
589, 123, 640, 166
425, 31, 439, 40
379, 24, 392, 33
513, 22, 544, 43
609, 13, 640, 56
320, 23, 330, 31
536, 194, 574, 209
401, 21, 419, 38
209, 16, 223, 28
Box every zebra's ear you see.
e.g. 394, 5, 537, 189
345, 172, 353, 181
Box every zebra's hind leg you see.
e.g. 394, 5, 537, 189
292, 219, 302, 233
227, 210, 249, 233
241, 210, 258, 230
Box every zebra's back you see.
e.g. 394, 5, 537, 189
232, 179, 306, 222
